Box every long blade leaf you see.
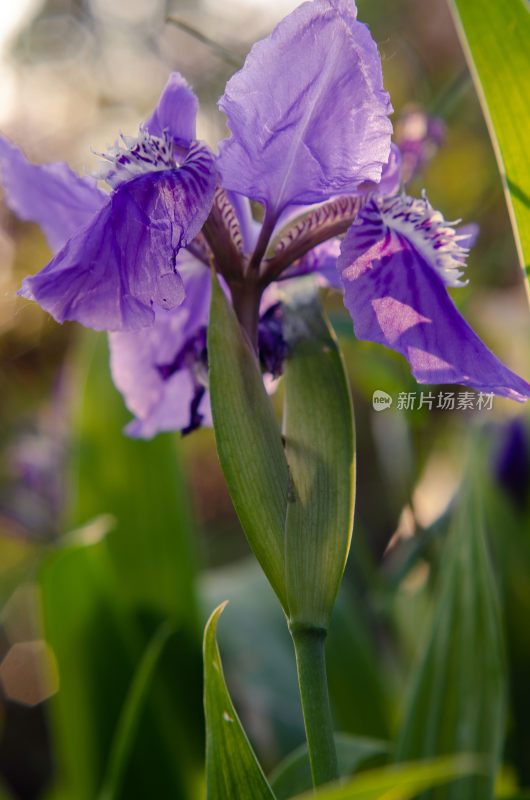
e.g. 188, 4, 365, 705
295, 756, 483, 800
98, 621, 174, 800
449, 0, 530, 293
395, 449, 506, 799
203, 603, 277, 800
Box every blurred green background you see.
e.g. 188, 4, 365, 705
0, 1, 529, 798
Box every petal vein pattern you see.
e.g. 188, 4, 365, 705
18, 143, 217, 331
338, 200, 530, 401
217, 0, 392, 215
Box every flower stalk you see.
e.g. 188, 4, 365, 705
290, 623, 338, 787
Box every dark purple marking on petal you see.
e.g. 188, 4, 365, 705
217, 0, 392, 215
202, 187, 246, 281
338, 202, 530, 401
19, 143, 217, 331
0, 134, 106, 252
212, 187, 244, 252
156, 325, 208, 380
181, 385, 207, 436
142, 72, 198, 146
263, 194, 362, 281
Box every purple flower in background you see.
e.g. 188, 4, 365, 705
1, 0, 529, 437
395, 106, 446, 182
495, 418, 529, 510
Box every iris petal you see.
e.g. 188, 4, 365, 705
338, 200, 530, 401
0, 135, 106, 252
142, 72, 199, 146
19, 143, 217, 331
217, 0, 392, 216
109, 255, 212, 439
375, 143, 402, 196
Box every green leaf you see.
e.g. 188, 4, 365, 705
282, 281, 355, 628
202, 559, 304, 754
270, 734, 390, 800
69, 333, 199, 629
449, 0, 530, 290
41, 333, 203, 800
395, 454, 506, 799
208, 273, 289, 609
293, 756, 483, 800
98, 621, 174, 800
204, 603, 277, 800
326, 587, 391, 740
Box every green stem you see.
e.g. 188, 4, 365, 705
290, 623, 338, 788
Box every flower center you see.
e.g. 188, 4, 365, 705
377, 192, 470, 287
93, 128, 178, 189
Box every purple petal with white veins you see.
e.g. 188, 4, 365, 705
142, 72, 198, 146
338, 199, 530, 401
0, 135, 106, 252
109, 254, 212, 438
19, 143, 217, 330
218, 0, 392, 216
225, 190, 258, 254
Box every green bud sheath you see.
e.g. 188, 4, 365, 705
282, 279, 356, 630
208, 272, 289, 611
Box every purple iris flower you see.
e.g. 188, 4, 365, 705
1, 73, 217, 331
1, 0, 529, 438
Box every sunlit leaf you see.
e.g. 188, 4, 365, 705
203, 603, 277, 800
450, 0, 530, 291
294, 756, 483, 800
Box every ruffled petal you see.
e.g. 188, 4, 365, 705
19, 143, 217, 330
142, 72, 198, 146
338, 199, 530, 401
109, 254, 212, 438
0, 134, 106, 252
217, 0, 392, 216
